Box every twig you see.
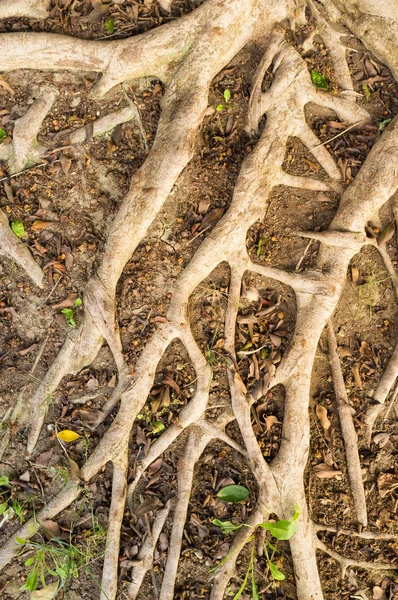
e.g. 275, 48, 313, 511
309, 121, 362, 151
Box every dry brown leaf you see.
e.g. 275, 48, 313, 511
31, 583, 59, 600
68, 458, 81, 480
59, 155, 72, 176
41, 519, 61, 538
148, 457, 163, 475
264, 415, 280, 432
31, 220, 53, 231
373, 586, 387, 600
200, 207, 224, 230
152, 315, 169, 323
351, 363, 362, 388
198, 199, 211, 215
373, 432, 390, 448
50, 292, 78, 310
315, 404, 332, 441
313, 463, 342, 478
351, 267, 360, 285
337, 345, 353, 358
134, 497, 162, 517
377, 472, 398, 497
18, 343, 39, 356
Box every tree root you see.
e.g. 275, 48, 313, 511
327, 321, 367, 526
0, 0, 50, 19
1, 3, 398, 600
316, 539, 397, 579
0, 207, 45, 288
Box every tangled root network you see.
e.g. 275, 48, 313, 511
0, 0, 397, 599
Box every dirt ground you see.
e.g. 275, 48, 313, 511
0, 2, 397, 600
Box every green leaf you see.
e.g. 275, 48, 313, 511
74, 297, 82, 306
212, 519, 243, 534
24, 557, 35, 567
61, 308, 76, 328
259, 519, 298, 540
378, 118, 392, 133
16, 537, 26, 545
21, 568, 38, 592
0, 501, 8, 515
0, 475, 10, 486
216, 104, 224, 112
268, 559, 285, 581
11, 220, 25, 238
151, 421, 165, 434
105, 18, 115, 33
311, 70, 328, 90
291, 504, 300, 522
267, 540, 278, 552
362, 83, 371, 100
217, 485, 249, 503
251, 560, 259, 600
223, 89, 231, 103
0, 128, 7, 140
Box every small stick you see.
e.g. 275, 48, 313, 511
310, 121, 362, 151
327, 321, 367, 527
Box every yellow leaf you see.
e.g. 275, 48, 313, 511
57, 429, 80, 442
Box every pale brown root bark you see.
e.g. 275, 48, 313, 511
327, 322, 367, 526
0, 208, 44, 289
100, 447, 129, 600
314, 523, 398, 540
316, 539, 397, 578
1, 2, 398, 599
0, 0, 50, 19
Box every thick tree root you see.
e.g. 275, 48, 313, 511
327, 322, 367, 526
1, 2, 398, 599
0, 0, 50, 19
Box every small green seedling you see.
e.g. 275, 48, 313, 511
61, 297, 82, 328
11, 220, 25, 238
212, 502, 300, 599
311, 70, 328, 91
0, 477, 26, 526
17, 526, 106, 597
216, 89, 232, 112
0, 128, 7, 140
377, 118, 391, 139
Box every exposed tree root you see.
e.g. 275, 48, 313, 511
0, 208, 44, 288
327, 321, 367, 526
1, 1, 398, 599
316, 539, 397, 579
0, 0, 50, 19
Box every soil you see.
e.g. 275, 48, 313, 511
0, 2, 397, 600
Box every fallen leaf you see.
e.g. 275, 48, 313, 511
57, 429, 80, 442
373, 586, 387, 600
315, 404, 332, 441
337, 345, 353, 358
352, 363, 362, 388
313, 463, 342, 478
59, 155, 72, 176
41, 519, 61, 538
50, 292, 78, 310
68, 458, 81, 480
377, 472, 398, 498
373, 433, 390, 448
148, 458, 163, 475
200, 207, 224, 230
31, 583, 59, 599
264, 415, 280, 432
18, 343, 39, 356
31, 220, 53, 231
134, 497, 162, 517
